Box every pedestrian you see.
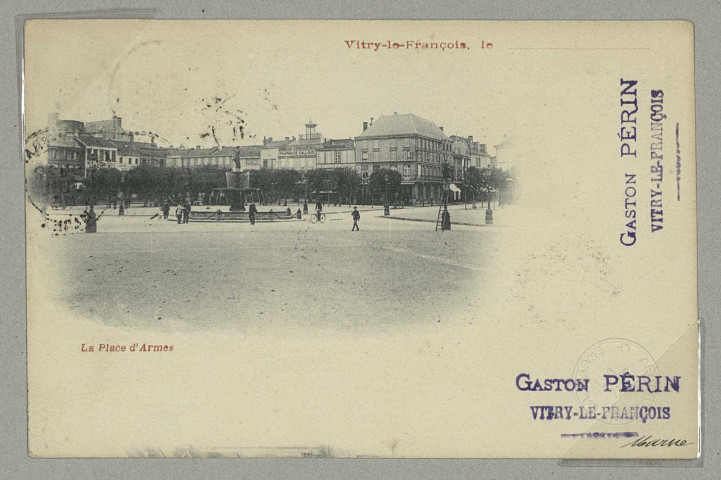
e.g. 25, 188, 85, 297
84, 205, 97, 233
161, 201, 170, 220
183, 201, 191, 223
176, 203, 184, 224
248, 202, 257, 225
315, 200, 323, 222
351, 206, 360, 231
442, 209, 451, 231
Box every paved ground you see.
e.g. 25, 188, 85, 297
40, 203, 511, 332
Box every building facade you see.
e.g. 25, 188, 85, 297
354, 113, 452, 202
316, 139, 356, 170
261, 121, 324, 170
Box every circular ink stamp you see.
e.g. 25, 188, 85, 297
573, 338, 658, 426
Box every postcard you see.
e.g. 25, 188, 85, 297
24, 20, 698, 458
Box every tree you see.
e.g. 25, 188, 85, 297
331, 168, 361, 205
250, 168, 275, 204
86, 167, 121, 207
126, 164, 162, 206
465, 166, 484, 204
368, 168, 402, 204
304, 168, 331, 201
188, 165, 228, 203
275, 169, 301, 205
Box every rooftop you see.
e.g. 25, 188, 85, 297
77, 134, 118, 149
357, 114, 449, 141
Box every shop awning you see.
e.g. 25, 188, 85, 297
449, 183, 461, 192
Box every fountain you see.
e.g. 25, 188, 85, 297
187, 148, 293, 222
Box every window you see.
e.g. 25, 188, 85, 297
373, 140, 379, 150
119, 157, 123, 164
403, 164, 411, 177
390, 138, 397, 148
361, 150, 368, 161
404, 138, 410, 148
406, 149, 412, 160
390, 149, 397, 162
334, 151, 342, 163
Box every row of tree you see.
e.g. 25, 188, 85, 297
33, 163, 513, 208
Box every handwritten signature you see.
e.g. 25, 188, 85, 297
621, 435, 693, 448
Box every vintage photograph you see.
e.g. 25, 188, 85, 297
24, 20, 698, 458
27, 110, 515, 330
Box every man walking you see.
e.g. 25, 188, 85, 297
351, 206, 360, 231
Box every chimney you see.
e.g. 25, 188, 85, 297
468, 135, 473, 143
440, 126, 444, 132
112, 116, 122, 131
150, 136, 155, 145
196, 145, 201, 150
363, 122, 368, 131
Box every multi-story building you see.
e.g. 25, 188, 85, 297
44, 116, 87, 176
470, 138, 492, 169
43, 114, 173, 176
166, 147, 216, 168
77, 134, 119, 173
111, 139, 167, 168
450, 136, 471, 182
109, 140, 140, 171
166, 145, 262, 170
261, 121, 324, 170
354, 113, 452, 202
212, 146, 262, 170
316, 139, 356, 170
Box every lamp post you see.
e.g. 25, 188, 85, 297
302, 175, 308, 214
384, 174, 390, 216
483, 169, 493, 225
441, 178, 451, 231
118, 171, 125, 216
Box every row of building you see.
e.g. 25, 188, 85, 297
42, 113, 515, 202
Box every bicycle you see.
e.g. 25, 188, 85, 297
310, 211, 326, 224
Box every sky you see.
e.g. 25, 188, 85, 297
23, 20, 549, 152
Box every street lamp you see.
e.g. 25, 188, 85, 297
483, 169, 493, 225
118, 171, 125, 216
384, 173, 390, 216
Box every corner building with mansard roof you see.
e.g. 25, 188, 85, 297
354, 113, 452, 203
